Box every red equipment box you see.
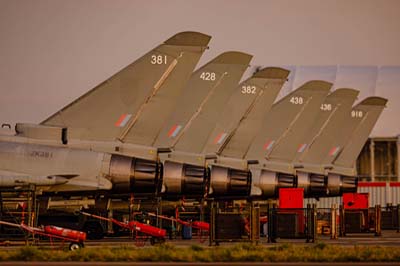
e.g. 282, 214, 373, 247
343, 192, 369, 209
279, 188, 304, 208
278, 188, 305, 234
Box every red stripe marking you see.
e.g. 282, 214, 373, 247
263, 140, 271, 150
115, 114, 127, 127
168, 125, 178, 137
213, 133, 223, 144
358, 182, 386, 187
298, 144, 303, 149
297, 143, 306, 152
390, 182, 400, 187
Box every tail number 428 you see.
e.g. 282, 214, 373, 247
200, 72, 216, 81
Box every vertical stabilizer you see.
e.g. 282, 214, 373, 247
246, 80, 332, 161
299, 96, 386, 168
270, 89, 359, 164
205, 67, 289, 158
332, 97, 387, 169
42, 32, 211, 142
153, 51, 252, 148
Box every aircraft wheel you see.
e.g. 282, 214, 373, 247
69, 242, 81, 251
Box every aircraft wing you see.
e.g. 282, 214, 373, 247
0, 170, 71, 187
46, 175, 112, 192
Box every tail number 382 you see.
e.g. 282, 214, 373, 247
241, 85, 257, 94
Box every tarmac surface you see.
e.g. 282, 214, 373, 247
82, 231, 400, 248
2, 263, 400, 266
1, 231, 400, 265
1, 230, 400, 249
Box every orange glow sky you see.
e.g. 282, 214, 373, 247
0, 0, 399, 135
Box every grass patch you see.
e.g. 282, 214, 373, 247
1, 244, 400, 262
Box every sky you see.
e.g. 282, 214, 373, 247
0, 0, 399, 136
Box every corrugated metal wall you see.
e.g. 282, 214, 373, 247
274, 66, 400, 137
304, 196, 342, 209
304, 183, 400, 208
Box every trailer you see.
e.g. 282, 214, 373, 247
80, 212, 166, 246
0, 220, 86, 250
145, 211, 209, 243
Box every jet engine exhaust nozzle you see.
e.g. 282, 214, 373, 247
162, 160, 209, 197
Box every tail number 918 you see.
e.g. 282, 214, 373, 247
351, 110, 363, 118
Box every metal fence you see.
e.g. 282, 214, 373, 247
304, 182, 400, 208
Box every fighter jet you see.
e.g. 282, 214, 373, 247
1, 30, 386, 201
249, 88, 360, 197
293, 97, 388, 197
204, 80, 332, 198
249, 93, 387, 198
102, 50, 253, 194
0, 31, 211, 191
159, 67, 290, 198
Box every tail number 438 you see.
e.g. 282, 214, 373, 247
290, 96, 303, 105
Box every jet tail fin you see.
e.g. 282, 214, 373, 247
152, 51, 252, 149
171, 55, 254, 154
299, 96, 387, 170
332, 97, 387, 170
270, 88, 359, 164
42, 32, 211, 142
204, 67, 289, 158
245, 80, 332, 161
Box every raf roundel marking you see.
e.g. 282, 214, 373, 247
115, 114, 132, 127
168, 124, 183, 138
213, 132, 228, 145
297, 143, 308, 153
329, 146, 341, 156
263, 140, 275, 150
